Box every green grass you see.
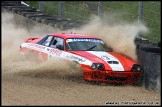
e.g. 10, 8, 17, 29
25, 1, 160, 42
25, 1, 39, 9
142, 1, 160, 42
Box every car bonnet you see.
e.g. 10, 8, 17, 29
70, 51, 135, 71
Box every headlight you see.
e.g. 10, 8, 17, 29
131, 64, 142, 72
91, 63, 97, 69
91, 63, 105, 70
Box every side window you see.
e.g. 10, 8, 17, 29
36, 35, 49, 45
42, 36, 53, 46
50, 37, 64, 50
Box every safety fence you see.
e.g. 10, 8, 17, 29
26, 1, 160, 42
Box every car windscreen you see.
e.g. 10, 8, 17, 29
66, 38, 112, 52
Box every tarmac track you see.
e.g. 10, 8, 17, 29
1, 12, 160, 106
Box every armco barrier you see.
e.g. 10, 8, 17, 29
136, 39, 161, 93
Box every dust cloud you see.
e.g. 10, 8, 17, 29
2, 11, 148, 78
2, 12, 160, 106
69, 14, 148, 61
2, 12, 82, 78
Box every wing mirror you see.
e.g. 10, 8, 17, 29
56, 45, 64, 50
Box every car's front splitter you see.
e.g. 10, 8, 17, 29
83, 70, 142, 84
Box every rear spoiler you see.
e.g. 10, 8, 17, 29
24, 38, 38, 43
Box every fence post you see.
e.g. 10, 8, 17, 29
138, 1, 144, 22
138, 1, 144, 37
98, 1, 102, 17
58, 1, 63, 17
39, 1, 44, 12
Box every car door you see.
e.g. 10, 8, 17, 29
37, 35, 54, 61
49, 36, 64, 50
36, 36, 65, 61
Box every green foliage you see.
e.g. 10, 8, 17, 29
25, 1, 39, 9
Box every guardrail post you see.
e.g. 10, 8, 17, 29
98, 1, 102, 17
138, 1, 144, 22
39, 1, 44, 12
58, 1, 63, 17
138, 1, 144, 37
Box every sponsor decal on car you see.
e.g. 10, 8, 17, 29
87, 51, 124, 71
29, 43, 45, 50
66, 54, 86, 63
21, 43, 92, 66
49, 48, 62, 56
101, 55, 110, 60
66, 38, 104, 43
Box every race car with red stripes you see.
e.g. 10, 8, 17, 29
20, 33, 142, 84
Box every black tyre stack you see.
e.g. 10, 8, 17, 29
1, 1, 87, 30
135, 38, 161, 93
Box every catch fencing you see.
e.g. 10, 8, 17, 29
26, 1, 160, 42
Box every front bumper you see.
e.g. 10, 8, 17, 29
83, 70, 142, 84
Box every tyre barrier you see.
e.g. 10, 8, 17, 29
30, 15, 55, 21
63, 21, 87, 30
25, 13, 45, 18
36, 15, 58, 23
1, 1, 21, 7
54, 19, 72, 28
41, 17, 59, 24
47, 18, 67, 27
59, 20, 79, 30
2, 5, 28, 11
17, 8, 37, 14
48, 22, 59, 27
136, 38, 161, 93
1, 1, 87, 30
21, 11, 42, 17
12, 7, 37, 14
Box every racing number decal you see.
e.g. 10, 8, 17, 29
49, 49, 62, 56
